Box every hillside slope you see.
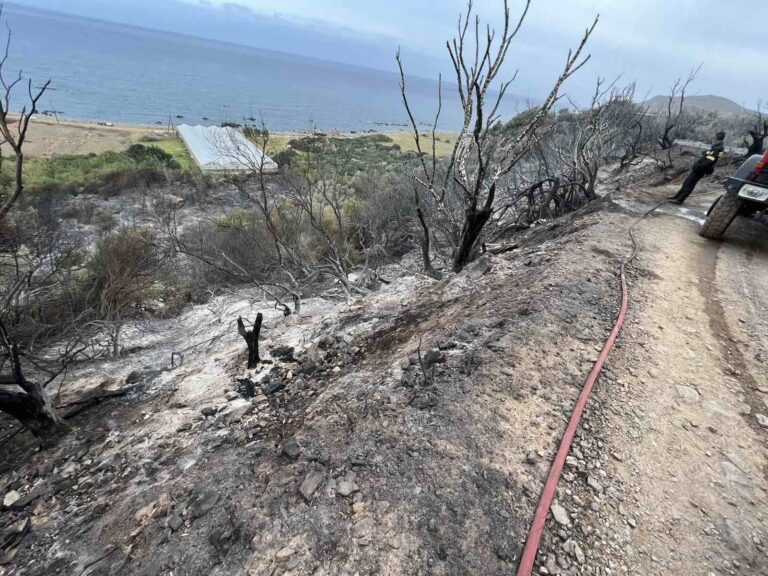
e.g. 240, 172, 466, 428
643, 94, 752, 116
1, 162, 766, 576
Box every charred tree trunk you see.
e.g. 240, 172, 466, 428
0, 322, 66, 444
0, 388, 67, 441
414, 188, 441, 280
452, 207, 493, 272
452, 182, 496, 273
238, 313, 263, 369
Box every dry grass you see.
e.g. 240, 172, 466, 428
384, 131, 457, 156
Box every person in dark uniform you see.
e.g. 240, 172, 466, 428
669, 131, 726, 205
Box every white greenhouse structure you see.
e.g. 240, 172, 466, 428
177, 124, 278, 174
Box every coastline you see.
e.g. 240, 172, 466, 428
24, 113, 456, 158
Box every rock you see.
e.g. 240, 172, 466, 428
352, 502, 366, 514
162, 194, 185, 209
587, 475, 603, 493
299, 471, 325, 501
124, 368, 161, 386
225, 391, 239, 401
466, 255, 492, 278
190, 490, 220, 519
1, 517, 30, 551
224, 403, 255, 424
563, 540, 585, 564
263, 379, 286, 395
525, 452, 539, 465
573, 544, 585, 565
422, 348, 445, 368
721, 461, 751, 487
134, 502, 156, 524
411, 393, 436, 410
675, 385, 700, 404
352, 516, 374, 538
318, 335, 336, 350
3, 490, 20, 508
7, 484, 47, 510
550, 501, 570, 526
60, 461, 77, 478
282, 436, 301, 460
275, 547, 295, 563
300, 359, 317, 374
438, 339, 458, 351
201, 406, 218, 417
167, 511, 183, 532
756, 414, 768, 428
544, 556, 560, 575
627, 516, 637, 528
336, 477, 359, 497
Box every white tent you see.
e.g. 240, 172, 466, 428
177, 124, 278, 174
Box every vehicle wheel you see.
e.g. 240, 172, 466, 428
706, 195, 721, 217
699, 193, 742, 239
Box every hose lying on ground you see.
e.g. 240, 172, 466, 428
516, 198, 668, 575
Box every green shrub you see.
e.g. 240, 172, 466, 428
13, 143, 190, 200
216, 209, 258, 230
273, 148, 299, 169
125, 144, 180, 169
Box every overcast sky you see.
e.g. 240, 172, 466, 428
10, 0, 767, 105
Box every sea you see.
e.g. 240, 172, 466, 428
4, 3, 515, 132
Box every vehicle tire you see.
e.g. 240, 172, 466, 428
699, 193, 742, 239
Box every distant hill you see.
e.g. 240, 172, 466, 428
643, 94, 752, 117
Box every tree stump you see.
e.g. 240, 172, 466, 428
237, 313, 263, 369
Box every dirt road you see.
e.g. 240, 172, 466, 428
536, 181, 768, 575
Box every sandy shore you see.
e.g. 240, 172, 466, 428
20, 114, 456, 158
21, 115, 173, 157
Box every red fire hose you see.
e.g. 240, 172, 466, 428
516, 261, 628, 574
517, 200, 664, 575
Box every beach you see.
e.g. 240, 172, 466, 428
22, 114, 457, 159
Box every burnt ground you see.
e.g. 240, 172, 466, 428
1, 159, 767, 576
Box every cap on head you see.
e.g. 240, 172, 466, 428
716, 131, 726, 141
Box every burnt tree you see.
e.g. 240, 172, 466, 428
656, 65, 700, 167
0, 321, 66, 442
0, 6, 61, 442
398, 0, 597, 273
238, 313, 263, 369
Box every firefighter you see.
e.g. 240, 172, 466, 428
668, 131, 726, 205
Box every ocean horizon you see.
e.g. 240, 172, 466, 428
6, 3, 524, 132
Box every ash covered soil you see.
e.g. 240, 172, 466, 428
1, 162, 767, 576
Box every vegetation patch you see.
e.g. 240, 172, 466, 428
12, 143, 196, 198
